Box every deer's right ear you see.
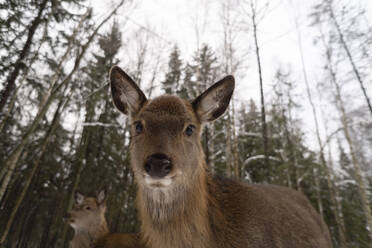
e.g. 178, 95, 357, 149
74, 191, 85, 205
192, 75, 235, 122
110, 66, 147, 115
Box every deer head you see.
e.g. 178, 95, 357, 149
67, 189, 107, 231
110, 66, 234, 210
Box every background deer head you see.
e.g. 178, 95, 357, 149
67, 189, 107, 231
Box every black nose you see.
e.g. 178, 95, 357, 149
144, 153, 172, 178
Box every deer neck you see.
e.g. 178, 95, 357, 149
71, 219, 109, 248
138, 162, 215, 248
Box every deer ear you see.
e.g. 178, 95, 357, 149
97, 189, 106, 205
110, 66, 147, 115
192, 75, 235, 122
74, 191, 85, 205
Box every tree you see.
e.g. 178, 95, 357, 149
290, 0, 347, 245
326, 0, 372, 118
0, 0, 86, 114
316, 23, 372, 242
220, 0, 243, 179
161, 46, 182, 95
246, 0, 270, 181
0, 1, 130, 246
0, 0, 126, 204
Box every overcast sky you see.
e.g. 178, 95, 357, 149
90, 0, 372, 157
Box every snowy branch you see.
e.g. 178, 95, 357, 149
81, 122, 121, 127
336, 179, 356, 187
243, 155, 280, 165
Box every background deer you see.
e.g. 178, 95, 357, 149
67, 190, 109, 248
67, 190, 141, 248
110, 65, 333, 248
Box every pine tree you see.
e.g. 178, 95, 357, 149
162, 46, 182, 95
189, 45, 221, 168
0, 0, 87, 114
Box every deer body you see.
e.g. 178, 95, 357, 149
99, 233, 142, 248
110, 66, 332, 248
209, 178, 330, 247
70, 226, 108, 248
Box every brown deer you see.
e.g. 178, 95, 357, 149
67, 190, 109, 248
67, 190, 141, 248
109, 66, 333, 248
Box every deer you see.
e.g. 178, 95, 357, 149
66, 189, 142, 248
108, 65, 333, 248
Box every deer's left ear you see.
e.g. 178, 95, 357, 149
192, 75, 235, 122
97, 189, 106, 206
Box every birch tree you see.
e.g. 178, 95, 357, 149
289, 1, 348, 245
318, 26, 372, 242
244, 0, 271, 181
326, 0, 372, 118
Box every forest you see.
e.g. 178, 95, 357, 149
0, 0, 371, 247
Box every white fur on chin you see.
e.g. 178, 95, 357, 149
144, 175, 172, 187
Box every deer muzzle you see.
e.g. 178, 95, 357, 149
144, 153, 172, 178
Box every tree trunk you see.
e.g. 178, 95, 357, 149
294, 164, 301, 192
0, 90, 69, 244
231, 99, 240, 179
328, 1, 372, 118
59, 129, 91, 248
316, 84, 348, 247
147, 52, 162, 98
0, 23, 46, 131
220, 0, 240, 179
281, 109, 293, 189
291, 0, 332, 224
15, 205, 34, 248
329, 63, 372, 242
0, 9, 89, 202
316, 16, 372, 239
326, 140, 348, 246
0, 3, 120, 202
19, 204, 39, 248
58, 77, 105, 246
13, 174, 41, 248
0, 86, 18, 136
313, 167, 324, 220
39, 194, 59, 248
0, 0, 49, 113
225, 110, 234, 178
320, 150, 347, 247
250, 0, 269, 181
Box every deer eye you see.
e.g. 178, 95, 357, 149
185, 125, 195, 136
85, 206, 91, 210
134, 121, 143, 134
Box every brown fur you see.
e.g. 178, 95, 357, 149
68, 196, 109, 248
96, 233, 143, 248
110, 66, 333, 248
68, 191, 142, 248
